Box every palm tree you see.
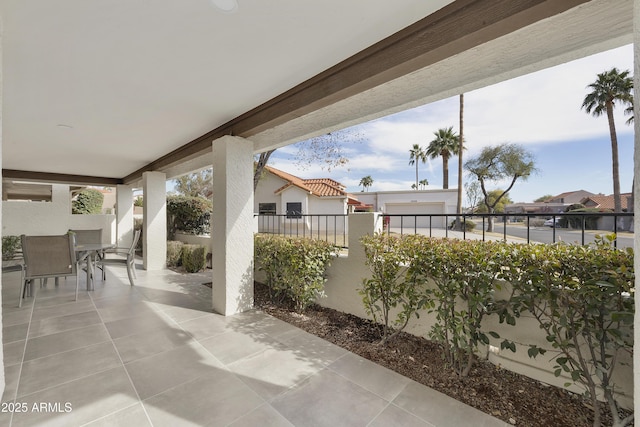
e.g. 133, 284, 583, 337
419, 179, 428, 189
426, 127, 460, 189
582, 67, 633, 213
408, 144, 427, 190
359, 175, 373, 192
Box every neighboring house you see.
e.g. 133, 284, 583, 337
356, 189, 457, 228
580, 193, 632, 211
255, 166, 367, 233
505, 190, 597, 216
548, 190, 595, 204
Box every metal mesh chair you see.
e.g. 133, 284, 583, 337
20, 234, 79, 305
99, 230, 141, 287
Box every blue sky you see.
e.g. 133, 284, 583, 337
266, 44, 635, 204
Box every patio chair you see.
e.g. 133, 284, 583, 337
69, 228, 103, 272
20, 234, 79, 306
99, 230, 140, 287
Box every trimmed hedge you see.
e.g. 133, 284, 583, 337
255, 235, 336, 313
72, 188, 104, 214
167, 241, 185, 267
181, 244, 206, 273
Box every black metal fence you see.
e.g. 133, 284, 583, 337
255, 212, 634, 249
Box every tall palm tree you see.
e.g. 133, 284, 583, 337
419, 179, 428, 189
426, 127, 460, 189
582, 67, 633, 213
408, 144, 427, 191
359, 175, 373, 192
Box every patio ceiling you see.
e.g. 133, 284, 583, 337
0, 0, 633, 186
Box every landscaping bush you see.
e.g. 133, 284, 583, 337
255, 235, 336, 313
2, 236, 21, 261
563, 207, 608, 229
72, 188, 104, 214
181, 244, 207, 273
134, 218, 143, 253
449, 219, 476, 231
167, 195, 212, 238
359, 234, 426, 344
166, 241, 184, 267
407, 237, 503, 376
498, 235, 634, 427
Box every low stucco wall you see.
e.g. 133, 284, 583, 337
2, 184, 116, 243
173, 232, 212, 253
274, 212, 633, 408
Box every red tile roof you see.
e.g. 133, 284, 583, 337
580, 193, 632, 210
266, 166, 347, 198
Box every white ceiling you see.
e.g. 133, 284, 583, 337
0, 0, 452, 179
1, 0, 634, 185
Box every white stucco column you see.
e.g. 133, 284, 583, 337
211, 135, 254, 315
0, 17, 5, 398
116, 184, 134, 247
142, 171, 167, 270
634, 0, 640, 416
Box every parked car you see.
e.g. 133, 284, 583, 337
543, 217, 560, 227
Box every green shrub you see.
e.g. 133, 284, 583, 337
255, 235, 336, 313
563, 207, 607, 229
72, 188, 104, 214
167, 195, 212, 238
498, 235, 634, 427
359, 234, 426, 344
134, 218, 143, 253
449, 219, 476, 231
2, 236, 21, 261
167, 241, 184, 267
181, 244, 206, 273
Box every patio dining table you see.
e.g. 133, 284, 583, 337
75, 243, 115, 291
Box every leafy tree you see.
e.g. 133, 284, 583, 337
426, 126, 460, 189
359, 175, 373, 192
133, 196, 144, 207
408, 144, 427, 191
465, 143, 536, 232
254, 129, 362, 190
474, 190, 513, 214
582, 68, 633, 213
72, 188, 104, 214
173, 169, 212, 199
534, 194, 553, 203
464, 180, 481, 211
166, 195, 212, 238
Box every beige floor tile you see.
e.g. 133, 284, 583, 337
83, 403, 152, 427
23, 323, 111, 361
369, 403, 435, 427
113, 326, 194, 363
28, 310, 101, 338
227, 403, 294, 427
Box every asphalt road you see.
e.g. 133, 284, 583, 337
490, 224, 634, 248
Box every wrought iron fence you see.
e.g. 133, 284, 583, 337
255, 214, 349, 248
255, 212, 634, 249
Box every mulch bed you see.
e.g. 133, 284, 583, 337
251, 281, 625, 427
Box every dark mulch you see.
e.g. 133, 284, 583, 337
251, 281, 625, 427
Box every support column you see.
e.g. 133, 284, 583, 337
143, 171, 167, 270
634, 0, 640, 416
211, 135, 254, 315
0, 18, 5, 398
116, 184, 134, 247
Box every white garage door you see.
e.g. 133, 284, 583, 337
384, 203, 446, 229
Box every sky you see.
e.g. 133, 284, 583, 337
265, 44, 635, 204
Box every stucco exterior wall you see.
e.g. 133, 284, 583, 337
2, 184, 116, 243
357, 189, 458, 214
254, 172, 285, 214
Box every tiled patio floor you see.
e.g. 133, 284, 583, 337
1, 263, 507, 426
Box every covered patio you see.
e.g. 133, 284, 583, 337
1, 0, 639, 423
1, 265, 506, 426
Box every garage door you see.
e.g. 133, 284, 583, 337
384, 203, 445, 229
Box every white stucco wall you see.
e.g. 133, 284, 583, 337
254, 171, 285, 214
357, 189, 458, 214
2, 184, 116, 243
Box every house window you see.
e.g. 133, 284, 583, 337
286, 202, 302, 219
259, 203, 276, 215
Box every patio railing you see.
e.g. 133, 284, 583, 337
255, 212, 634, 249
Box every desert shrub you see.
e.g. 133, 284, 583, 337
359, 234, 426, 344
449, 219, 476, 231
254, 235, 336, 312
166, 195, 212, 238
2, 236, 21, 261
167, 241, 184, 267
181, 244, 206, 273
529, 218, 545, 227
72, 188, 104, 214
